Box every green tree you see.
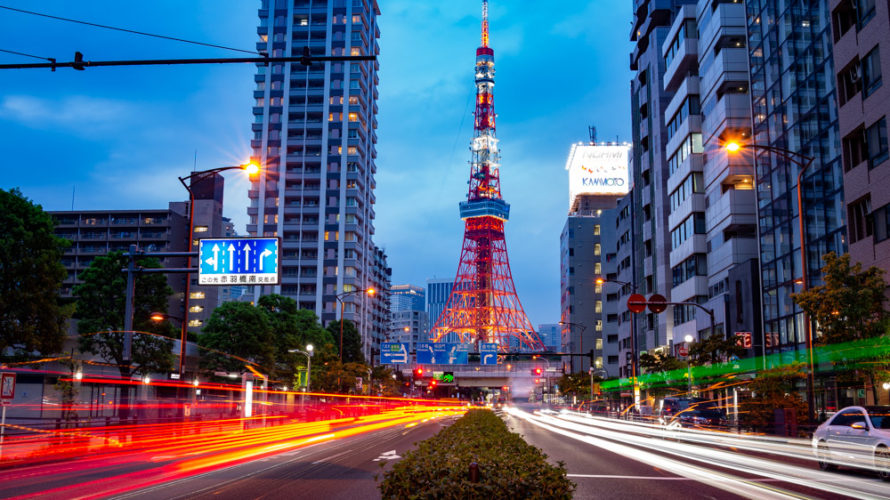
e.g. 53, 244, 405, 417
739, 364, 808, 433
688, 334, 747, 366
74, 252, 175, 377
198, 301, 275, 376
557, 372, 593, 400
793, 252, 889, 402
0, 188, 71, 358
639, 352, 686, 373
327, 319, 365, 364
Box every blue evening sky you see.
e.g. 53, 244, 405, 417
1, 1, 632, 326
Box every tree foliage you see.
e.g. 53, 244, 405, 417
74, 251, 175, 376
326, 319, 365, 364
739, 364, 808, 433
198, 301, 275, 375
688, 334, 747, 366
793, 252, 889, 402
639, 351, 686, 373
557, 372, 595, 399
256, 295, 333, 382
0, 188, 71, 358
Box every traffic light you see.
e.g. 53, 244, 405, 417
430, 379, 437, 388
531, 367, 543, 376
414, 367, 424, 378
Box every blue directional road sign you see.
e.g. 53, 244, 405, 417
198, 238, 280, 285
416, 343, 469, 365
480, 342, 499, 365
380, 342, 410, 364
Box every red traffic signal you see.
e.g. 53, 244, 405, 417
414, 367, 424, 377
430, 379, 437, 388
531, 367, 543, 376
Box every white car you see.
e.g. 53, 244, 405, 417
812, 405, 890, 481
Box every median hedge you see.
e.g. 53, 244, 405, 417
379, 409, 574, 499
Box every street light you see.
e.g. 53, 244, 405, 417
724, 141, 817, 423
288, 344, 314, 391
335, 288, 376, 362
684, 334, 694, 395
558, 321, 586, 373
176, 161, 261, 377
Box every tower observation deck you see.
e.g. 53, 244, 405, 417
430, 0, 544, 352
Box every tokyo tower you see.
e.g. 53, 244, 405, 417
430, 0, 544, 351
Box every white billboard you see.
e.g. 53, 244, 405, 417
565, 144, 630, 207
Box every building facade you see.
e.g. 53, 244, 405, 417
426, 278, 454, 342
388, 283, 427, 354
746, 0, 847, 363
630, 0, 698, 357
247, 0, 386, 355
831, 0, 890, 279
536, 323, 562, 353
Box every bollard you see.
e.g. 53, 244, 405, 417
469, 461, 479, 482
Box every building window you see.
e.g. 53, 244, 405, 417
862, 46, 882, 98
871, 202, 890, 242
190, 291, 205, 300
866, 117, 889, 168
848, 195, 873, 243
188, 319, 203, 327
594, 225, 600, 236
594, 243, 601, 256
843, 126, 868, 171
189, 305, 204, 313
856, 0, 876, 29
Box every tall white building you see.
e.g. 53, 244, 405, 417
247, 0, 388, 360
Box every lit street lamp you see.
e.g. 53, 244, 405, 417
288, 344, 314, 391
176, 161, 261, 377
724, 141, 817, 423
335, 288, 376, 362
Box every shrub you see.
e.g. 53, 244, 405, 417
379, 409, 574, 499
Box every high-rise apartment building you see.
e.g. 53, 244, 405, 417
831, 0, 890, 279
426, 278, 454, 342
630, 0, 697, 355
746, 0, 847, 362
248, 0, 386, 357
51, 174, 227, 333
389, 284, 428, 353
536, 324, 562, 353
560, 143, 629, 373
660, 1, 760, 351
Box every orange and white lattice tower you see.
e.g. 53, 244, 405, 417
429, 0, 544, 352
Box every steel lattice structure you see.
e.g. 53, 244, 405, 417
430, 0, 544, 351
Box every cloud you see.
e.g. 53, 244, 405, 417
0, 95, 136, 133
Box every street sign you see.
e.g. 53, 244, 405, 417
627, 294, 647, 313
416, 343, 469, 364
1, 372, 15, 405
198, 237, 280, 285
442, 372, 455, 383
647, 293, 667, 314
677, 345, 688, 357
480, 342, 498, 365
380, 342, 410, 364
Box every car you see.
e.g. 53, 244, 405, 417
658, 397, 707, 424
811, 405, 890, 481
676, 408, 728, 429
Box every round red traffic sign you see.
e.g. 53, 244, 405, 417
647, 294, 667, 314
627, 294, 647, 314
677, 345, 688, 357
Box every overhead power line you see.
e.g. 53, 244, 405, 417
0, 47, 54, 61
0, 5, 260, 55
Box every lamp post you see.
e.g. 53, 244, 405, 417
288, 344, 314, 391
725, 141, 816, 423
176, 161, 260, 377
595, 277, 640, 408
335, 288, 376, 362
684, 334, 694, 395
558, 321, 586, 373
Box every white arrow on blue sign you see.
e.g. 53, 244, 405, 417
198, 238, 280, 285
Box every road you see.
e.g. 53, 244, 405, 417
116, 415, 457, 500
0, 410, 461, 500
503, 406, 890, 500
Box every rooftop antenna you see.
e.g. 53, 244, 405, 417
481, 0, 489, 47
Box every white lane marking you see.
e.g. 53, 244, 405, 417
372, 450, 401, 462
568, 475, 696, 480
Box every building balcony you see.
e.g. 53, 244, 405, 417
663, 39, 698, 93
666, 153, 703, 193
664, 76, 700, 121
669, 234, 706, 267
670, 275, 708, 304
707, 235, 758, 277
667, 193, 706, 230
705, 188, 756, 231
703, 148, 752, 190
665, 116, 702, 158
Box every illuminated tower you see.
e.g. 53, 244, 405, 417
430, 0, 543, 351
